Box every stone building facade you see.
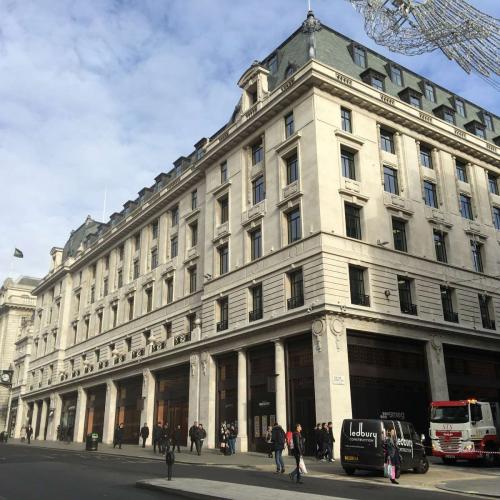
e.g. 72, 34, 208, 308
13, 12, 500, 454
0, 276, 39, 433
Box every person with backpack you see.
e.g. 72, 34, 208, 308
271, 422, 286, 474
289, 423, 306, 484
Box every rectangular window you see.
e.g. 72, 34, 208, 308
249, 284, 263, 321
164, 322, 172, 339
384, 166, 399, 195
103, 278, 108, 297
75, 293, 80, 314
117, 269, 122, 288
128, 295, 135, 321
392, 218, 407, 252
118, 245, 124, 262
456, 161, 468, 182
433, 230, 448, 263
84, 318, 90, 339
409, 93, 422, 108
345, 203, 362, 240
459, 194, 473, 220
390, 66, 403, 86
455, 99, 466, 117
493, 206, 500, 230
398, 277, 417, 315
150, 248, 158, 269
470, 240, 484, 273
424, 82, 436, 102
479, 295, 495, 330
285, 112, 294, 138
488, 173, 499, 195
111, 304, 118, 328
191, 189, 198, 210
91, 264, 97, 280
187, 313, 197, 333
134, 233, 141, 252
252, 175, 265, 204
353, 45, 366, 67
287, 208, 302, 243
165, 278, 174, 304
151, 219, 159, 240
286, 152, 298, 184
341, 149, 356, 180
171, 206, 179, 226
441, 286, 458, 322
190, 222, 198, 247
341, 107, 352, 133
287, 269, 304, 309
370, 74, 384, 91
349, 266, 369, 306
170, 237, 178, 258
217, 297, 229, 331
104, 255, 109, 271
219, 195, 229, 224
380, 129, 395, 154
145, 287, 153, 313
133, 259, 140, 279
483, 114, 494, 131
474, 125, 486, 139
220, 161, 228, 183
251, 141, 263, 165
218, 244, 229, 275
90, 286, 95, 304
443, 108, 455, 124
424, 181, 438, 208
250, 227, 262, 261
189, 266, 197, 294
420, 146, 433, 169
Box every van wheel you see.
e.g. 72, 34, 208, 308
442, 457, 456, 465
344, 467, 356, 476
414, 457, 429, 474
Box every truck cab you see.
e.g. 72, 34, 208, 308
430, 399, 500, 465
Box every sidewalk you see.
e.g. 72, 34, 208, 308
437, 478, 500, 498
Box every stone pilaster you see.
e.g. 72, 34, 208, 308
39, 399, 48, 440
311, 315, 352, 456
426, 336, 449, 401
102, 379, 117, 444
13, 397, 26, 438
47, 393, 62, 441
31, 401, 39, 439
237, 349, 248, 452
274, 339, 287, 429
198, 351, 216, 449
140, 368, 156, 445
73, 386, 87, 443
188, 354, 200, 430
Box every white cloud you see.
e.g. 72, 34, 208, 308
0, 0, 498, 279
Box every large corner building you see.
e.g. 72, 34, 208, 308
10, 12, 500, 454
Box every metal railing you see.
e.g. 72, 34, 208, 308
249, 309, 263, 321
216, 320, 228, 332
287, 295, 304, 310
351, 293, 370, 306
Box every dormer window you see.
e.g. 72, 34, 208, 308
246, 82, 258, 106
482, 113, 494, 132
434, 105, 455, 125
423, 82, 436, 102
454, 98, 466, 117
268, 54, 278, 74
465, 120, 486, 139
389, 65, 403, 86
285, 64, 296, 78
352, 44, 367, 68
399, 87, 422, 109
360, 68, 385, 91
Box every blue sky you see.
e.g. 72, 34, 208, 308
1, 0, 498, 280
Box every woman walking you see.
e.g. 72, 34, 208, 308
289, 423, 305, 484
384, 428, 401, 485
265, 426, 273, 458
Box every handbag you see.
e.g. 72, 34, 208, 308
299, 456, 308, 474
383, 461, 389, 478
387, 462, 395, 480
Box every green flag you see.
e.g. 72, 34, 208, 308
14, 248, 23, 258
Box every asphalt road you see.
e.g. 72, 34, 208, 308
0, 444, 466, 500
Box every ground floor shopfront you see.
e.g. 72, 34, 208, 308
14, 315, 500, 454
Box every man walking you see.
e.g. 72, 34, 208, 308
195, 423, 206, 456
140, 422, 150, 448
326, 422, 336, 462
26, 425, 33, 445
153, 422, 162, 453
113, 423, 124, 449
189, 421, 198, 452
172, 424, 182, 452
160, 422, 170, 454
290, 423, 305, 484
271, 421, 286, 474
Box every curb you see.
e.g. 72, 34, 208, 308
436, 482, 500, 499
136, 480, 221, 500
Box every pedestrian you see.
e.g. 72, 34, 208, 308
219, 424, 228, 454
320, 422, 328, 461
265, 426, 273, 458
289, 423, 305, 484
172, 424, 182, 452
195, 424, 206, 456
314, 423, 322, 459
189, 421, 198, 453
384, 428, 401, 485
113, 423, 124, 449
26, 425, 33, 445
160, 422, 170, 454
228, 425, 237, 455
165, 438, 175, 481
20, 425, 26, 442
140, 422, 150, 448
271, 422, 286, 474
153, 422, 162, 453
326, 422, 336, 462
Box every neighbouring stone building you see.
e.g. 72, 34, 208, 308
0, 276, 40, 433
11, 11, 500, 454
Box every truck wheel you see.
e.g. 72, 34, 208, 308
481, 445, 496, 467
344, 467, 356, 476
414, 457, 429, 474
442, 457, 456, 465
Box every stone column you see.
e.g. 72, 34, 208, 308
102, 379, 117, 444
188, 354, 200, 431
39, 399, 48, 440
47, 393, 62, 441
426, 337, 449, 401
73, 386, 87, 443
198, 352, 216, 449
13, 397, 26, 438
274, 339, 287, 429
140, 369, 156, 446
311, 316, 352, 457
237, 349, 248, 452
31, 401, 39, 439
